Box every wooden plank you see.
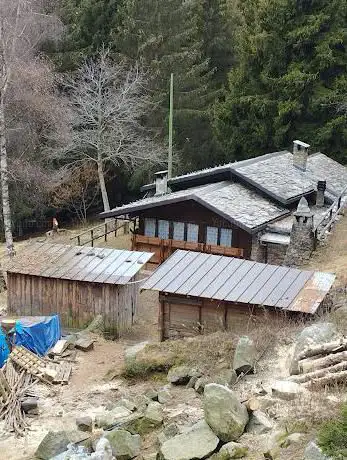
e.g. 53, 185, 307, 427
53, 362, 72, 384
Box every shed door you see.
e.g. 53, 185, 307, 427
165, 301, 200, 339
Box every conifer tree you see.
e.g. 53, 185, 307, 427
214, 0, 347, 162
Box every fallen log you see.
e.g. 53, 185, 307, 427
244, 397, 260, 412
304, 369, 347, 388
289, 361, 347, 384
297, 338, 347, 361
298, 350, 347, 374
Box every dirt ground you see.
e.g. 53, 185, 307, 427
0, 216, 346, 459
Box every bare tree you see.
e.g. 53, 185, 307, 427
62, 49, 165, 213
51, 163, 100, 223
0, 0, 63, 255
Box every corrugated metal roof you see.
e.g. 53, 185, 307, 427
142, 250, 335, 314
6, 243, 153, 285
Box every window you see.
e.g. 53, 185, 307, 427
206, 226, 218, 245
173, 221, 185, 241
144, 218, 156, 237
187, 223, 199, 242
158, 219, 169, 239
220, 228, 233, 247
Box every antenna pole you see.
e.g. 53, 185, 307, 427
168, 73, 174, 179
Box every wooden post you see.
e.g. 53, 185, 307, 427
77, 236, 81, 246
158, 299, 165, 342
114, 218, 117, 237
104, 222, 107, 242
124, 220, 130, 235
91, 230, 94, 247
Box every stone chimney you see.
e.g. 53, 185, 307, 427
293, 140, 310, 171
284, 197, 315, 267
316, 180, 326, 207
154, 170, 168, 196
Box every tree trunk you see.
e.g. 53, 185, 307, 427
299, 350, 347, 374
304, 369, 347, 388
296, 339, 347, 361
289, 361, 347, 384
0, 97, 14, 256
97, 157, 110, 213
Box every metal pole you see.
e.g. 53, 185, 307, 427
168, 73, 174, 179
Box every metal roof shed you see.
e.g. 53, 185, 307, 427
141, 250, 336, 341
6, 243, 153, 337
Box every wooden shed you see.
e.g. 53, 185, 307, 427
6, 243, 153, 337
142, 250, 336, 340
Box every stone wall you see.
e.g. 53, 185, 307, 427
284, 217, 315, 267
249, 235, 265, 262
266, 243, 288, 265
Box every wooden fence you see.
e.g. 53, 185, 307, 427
314, 190, 346, 241
132, 234, 244, 266
71, 218, 133, 247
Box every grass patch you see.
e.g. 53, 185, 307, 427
122, 331, 235, 380
318, 403, 347, 459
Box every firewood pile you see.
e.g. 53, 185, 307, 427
289, 338, 347, 388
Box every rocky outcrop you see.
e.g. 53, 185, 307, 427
159, 420, 219, 460
204, 384, 249, 442
233, 337, 257, 375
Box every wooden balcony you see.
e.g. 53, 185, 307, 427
132, 234, 244, 266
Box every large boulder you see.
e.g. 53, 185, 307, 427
167, 365, 199, 385
35, 431, 70, 460
214, 369, 238, 387
159, 420, 219, 460
104, 429, 141, 460
157, 423, 179, 445
158, 387, 172, 404
204, 384, 249, 442
290, 323, 338, 375
271, 380, 303, 401
246, 410, 273, 434
233, 337, 257, 375
304, 441, 332, 460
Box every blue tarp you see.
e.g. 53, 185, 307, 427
14, 315, 61, 356
0, 328, 10, 367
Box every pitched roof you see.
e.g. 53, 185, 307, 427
141, 151, 347, 205
101, 181, 289, 233
6, 243, 153, 284
142, 250, 336, 314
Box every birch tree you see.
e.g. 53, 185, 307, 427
0, 0, 62, 255
63, 49, 165, 213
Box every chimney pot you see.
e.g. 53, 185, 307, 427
293, 140, 310, 171
316, 180, 326, 207
154, 170, 168, 196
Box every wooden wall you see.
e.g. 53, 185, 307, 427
159, 294, 292, 341
7, 273, 139, 338
135, 200, 252, 258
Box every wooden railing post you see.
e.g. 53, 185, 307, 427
77, 236, 81, 246
105, 222, 107, 242
115, 218, 117, 237
91, 229, 94, 247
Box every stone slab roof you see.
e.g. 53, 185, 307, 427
141, 151, 347, 206
101, 181, 289, 233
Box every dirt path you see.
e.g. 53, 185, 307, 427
306, 213, 347, 285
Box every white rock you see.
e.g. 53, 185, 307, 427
271, 380, 303, 401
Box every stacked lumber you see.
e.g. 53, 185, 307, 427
289, 338, 347, 388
